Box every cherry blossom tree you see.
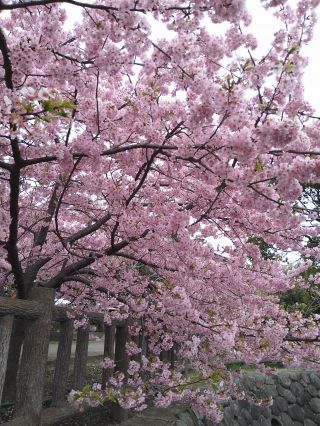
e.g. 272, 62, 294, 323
1, 0, 320, 420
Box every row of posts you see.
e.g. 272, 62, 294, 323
0, 287, 175, 425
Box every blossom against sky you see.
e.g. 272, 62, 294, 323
64, 1, 320, 113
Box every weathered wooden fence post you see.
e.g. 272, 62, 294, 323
51, 319, 74, 407
73, 325, 89, 390
170, 346, 175, 370
0, 315, 14, 402
111, 320, 129, 422
14, 287, 55, 426
114, 320, 129, 377
101, 324, 115, 389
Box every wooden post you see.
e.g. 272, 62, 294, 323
73, 326, 89, 390
131, 334, 140, 363
114, 320, 129, 378
101, 324, 115, 389
15, 287, 55, 426
51, 319, 74, 407
111, 320, 129, 422
160, 349, 169, 362
170, 346, 175, 370
132, 330, 145, 364
0, 315, 14, 402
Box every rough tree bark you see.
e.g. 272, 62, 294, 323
0, 315, 14, 401
2, 317, 25, 403
15, 287, 55, 425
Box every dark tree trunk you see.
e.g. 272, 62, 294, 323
0, 315, 14, 401
15, 287, 55, 425
2, 317, 25, 403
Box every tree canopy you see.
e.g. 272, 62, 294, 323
1, 0, 320, 420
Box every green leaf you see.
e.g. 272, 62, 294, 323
106, 392, 118, 403
60, 99, 77, 109
40, 115, 51, 123
288, 46, 298, 55
210, 371, 221, 383
21, 102, 34, 114
259, 338, 270, 349
254, 161, 264, 172
284, 60, 294, 74
82, 385, 91, 394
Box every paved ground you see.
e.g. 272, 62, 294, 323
47, 340, 105, 361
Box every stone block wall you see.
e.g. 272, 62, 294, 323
217, 370, 320, 426
120, 370, 320, 426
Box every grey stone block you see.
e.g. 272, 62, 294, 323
241, 375, 255, 391
301, 371, 311, 385
251, 404, 262, 420
290, 381, 304, 396
240, 407, 252, 422
265, 375, 275, 385
175, 412, 195, 426
277, 374, 291, 389
305, 405, 320, 423
275, 396, 288, 412
309, 373, 320, 389
257, 414, 270, 425
279, 412, 293, 426
254, 374, 267, 387
259, 407, 271, 419
308, 385, 318, 397
223, 406, 235, 426
278, 386, 296, 403
249, 405, 270, 421
296, 391, 310, 406
309, 398, 320, 413
304, 419, 317, 426
267, 386, 278, 398
238, 399, 250, 410
288, 371, 301, 381
254, 388, 274, 399
238, 418, 249, 426
287, 404, 304, 422
271, 401, 280, 416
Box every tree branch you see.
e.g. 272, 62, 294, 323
5, 165, 24, 297
33, 182, 60, 247
66, 212, 112, 245
43, 257, 96, 289
0, 26, 13, 90
21, 143, 178, 167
